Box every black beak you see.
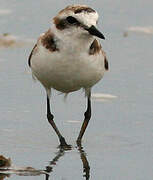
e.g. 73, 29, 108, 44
85, 25, 105, 39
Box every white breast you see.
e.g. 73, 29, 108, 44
31, 37, 105, 93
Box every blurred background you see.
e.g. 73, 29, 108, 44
0, 0, 153, 179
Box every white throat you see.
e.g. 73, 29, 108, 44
51, 24, 94, 53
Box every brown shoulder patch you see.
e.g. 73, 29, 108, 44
89, 39, 101, 55
41, 30, 59, 52
28, 44, 37, 67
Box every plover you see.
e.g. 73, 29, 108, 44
28, 5, 108, 147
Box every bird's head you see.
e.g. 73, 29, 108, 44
53, 5, 105, 40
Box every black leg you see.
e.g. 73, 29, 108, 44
47, 96, 71, 149
77, 92, 91, 143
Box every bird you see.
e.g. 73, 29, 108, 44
28, 4, 108, 148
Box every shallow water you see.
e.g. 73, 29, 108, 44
0, 0, 153, 179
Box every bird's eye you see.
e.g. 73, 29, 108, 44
66, 16, 78, 24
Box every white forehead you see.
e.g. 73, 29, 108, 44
56, 6, 99, 27
75, 11, 99, 27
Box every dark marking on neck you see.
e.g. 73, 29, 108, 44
41, 30, 59, 52
101, 50, 109, 71
89, 39, 101, 55
104, 57, 109, 70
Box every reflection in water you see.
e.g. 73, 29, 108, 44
0, 153, 48, 179
77, 142, 90, 180
0, 149, 66, 180
45, 143, 90, 180
45, 148, 66, 180
0, 168, 48, 179
0, 144, 90, 180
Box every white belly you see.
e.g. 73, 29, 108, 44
31, 45, 105, 93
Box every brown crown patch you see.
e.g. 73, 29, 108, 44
89, 39, 101, 55
41, 30, 59, 52
74, 7, 95, 14
58, 5, 95, 15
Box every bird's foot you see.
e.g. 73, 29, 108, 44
58, 137, 72, 150
76, 138, 82, 146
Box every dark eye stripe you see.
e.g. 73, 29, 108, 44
54, 16, 80, 30
66, 16, 78, 24
55, 19, 67, 30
